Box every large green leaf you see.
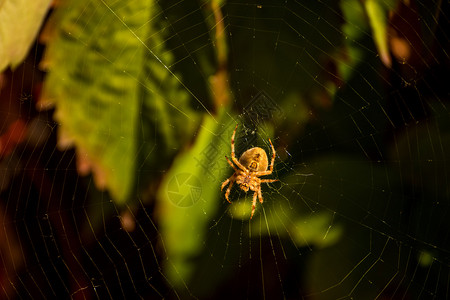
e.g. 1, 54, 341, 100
364, 0, 398, 67
40, 0, 196, 204
0, 0, 52, 71
156, 111, 230, 291
41, 0, 150, 203
340, 0, 399, 74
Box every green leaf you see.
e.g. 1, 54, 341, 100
251, 200, 343, 249
156, 111, 231, 290
40, 0, 154, 204
339, 0, 368, 81
364, 0, 394, 67
0, 0, 52, 71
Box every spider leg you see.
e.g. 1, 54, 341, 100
268, 138, 276, 173
225, 156, 238, 172
250, 191, 258, 219
260, 179, 278, 184
253, 138, 276, 176
224, 180, 234, 203
230, 124, 247, 171
221, 173, 236, 190
221, 178, 230, 191
269, 139, 276, 173
257, 188, 264, 204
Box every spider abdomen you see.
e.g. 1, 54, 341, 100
238, 147, 268, 172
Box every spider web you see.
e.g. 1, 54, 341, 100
0, 0, 449, 299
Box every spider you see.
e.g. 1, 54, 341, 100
221, 124, 277, 219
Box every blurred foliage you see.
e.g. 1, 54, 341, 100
0, 0, 52, 71
340, 0, 398, 79
156, 112, 230, 289
364, 0, 398, 67
250, 201, 344, 249
0, 0, 448, 298
340, 0, 370, 82
40, 0, 200, 204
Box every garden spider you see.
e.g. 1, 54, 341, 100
221, 124, 277, 219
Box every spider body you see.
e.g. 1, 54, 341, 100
235, 147, 267, 191
221, 124, 277, 219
